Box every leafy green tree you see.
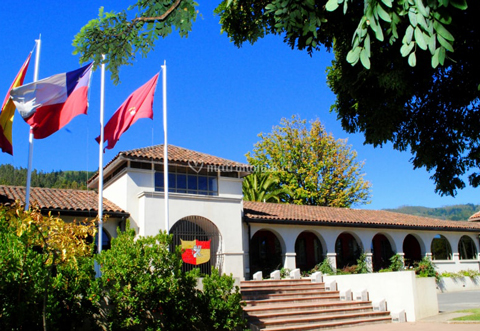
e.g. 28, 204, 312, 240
0, 205, 97, 331
74, 1, 479, 196
247, 116, 371, 207
242, 172, 291, 203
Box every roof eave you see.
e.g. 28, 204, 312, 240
243, 217, 480, 233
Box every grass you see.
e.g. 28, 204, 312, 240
451, 308, 480, 321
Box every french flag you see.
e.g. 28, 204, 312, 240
10, 63, 93, 139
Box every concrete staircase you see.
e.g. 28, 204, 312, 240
241, 278, 392, 330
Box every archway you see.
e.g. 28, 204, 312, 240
371, 233, 394, 271
431, 234, 452, 260
295, 231, 323, 272
403, 234, 422, 268
250, 230, 283, 278
459, 235, 478, 260
335, 232, 361, 270
170, 216, 222, 275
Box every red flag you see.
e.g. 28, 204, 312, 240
97, 74, 159, 150
0, 53, 31, 154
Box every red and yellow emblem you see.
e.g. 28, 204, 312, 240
181, 239, 211, 265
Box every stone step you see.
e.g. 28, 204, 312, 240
247, 305, 375, 321
241, 284, 326, 293
243, 290, 336, 301
241, 279, 314, 287
256, 310, 391, 329
257, 316, 392, 331
243, 294, 341, 306
244, 300, 373, 315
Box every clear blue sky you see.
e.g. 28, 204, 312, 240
0, 1, 477, 211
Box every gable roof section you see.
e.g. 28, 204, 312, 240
243, 201, 480, 232
89, 144, 252, 185
0, 185, 128, 218
469, 210, 480, 222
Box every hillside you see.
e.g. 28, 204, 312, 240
384, 204, 480, 221
0, 164, 95, 190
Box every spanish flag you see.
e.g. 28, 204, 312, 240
181, 239, 211, 265
0, 53, 32, 155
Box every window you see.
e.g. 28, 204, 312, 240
155, 166, 218, 195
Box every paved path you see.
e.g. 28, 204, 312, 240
345, 290, 480, 331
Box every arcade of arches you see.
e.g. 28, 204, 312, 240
248, 229, 479, 277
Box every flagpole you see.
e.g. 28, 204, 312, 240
98, 55, 106, 254
161, 61, 169, 234
25, 35, 41, 210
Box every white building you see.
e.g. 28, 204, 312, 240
2, 144, 479, 280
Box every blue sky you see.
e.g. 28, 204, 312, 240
0, 1, 477, 210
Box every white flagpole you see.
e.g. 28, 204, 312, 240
25, 35, 41, 210
161, 61, 169, 234
98, 55, 106, 254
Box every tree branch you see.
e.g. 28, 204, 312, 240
132, 0, 183, 24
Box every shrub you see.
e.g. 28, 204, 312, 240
414, 257, 440, 281
388, 254, 404, 271
311, 258, 335, 275
91, 226, 199, 330
197, 268, 247, 330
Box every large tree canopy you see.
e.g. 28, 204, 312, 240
247, 116, 371, 207
74, 0, 479, 196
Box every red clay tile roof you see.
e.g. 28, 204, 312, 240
89, 144, 252, 184
469, 211, 480, 222
122, 144, 251, 168
243, 201, 480, 232
0, 185, 127, 217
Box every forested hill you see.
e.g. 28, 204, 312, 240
384, 204, 480, 221
0, 164, 95, 190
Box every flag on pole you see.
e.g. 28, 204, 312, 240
10, 62, 93, 139
96, 73, 159, 150
0, 53, 32, 154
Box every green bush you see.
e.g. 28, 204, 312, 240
91, 227, 199, 330
310, 258, 335, 275
0, 205, 97, 331
197, 268, 247, 330
414, 257, 440, 281
388, 254, 404, 272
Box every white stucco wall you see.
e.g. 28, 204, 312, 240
324, 271, 438, 321
102, 167, 247, 279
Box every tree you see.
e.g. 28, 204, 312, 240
247, 116, 371, 207
74, 1, 479, 196
242, 172, 291, 203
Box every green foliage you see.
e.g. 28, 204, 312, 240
247, 115, 371, 207
310, 258, 335, 275
384, 204, 480, 221
414, 257, 440, 281
388, 254, 404, 272
355, 253, 369, 274
73, 0, 199, 84
197, 268, 247, 330
90, 225, 246, 331
279, 267, 291, 278
0, 205, 97, 331
242, 172, 292, 203
440, 269, 480, 279
0, 164, 95, 189
91, 226, 199, 330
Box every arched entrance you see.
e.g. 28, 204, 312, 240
170, 216, 222, 275
459, 235, 478, 260
403, 234, 422, 268
295, 231, 323, 272
335, 232, 361, 270
250, 230, 283, 278
371, 234, 394, 271
431, 234, 452, 260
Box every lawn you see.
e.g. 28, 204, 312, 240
452, 308, 480, 321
